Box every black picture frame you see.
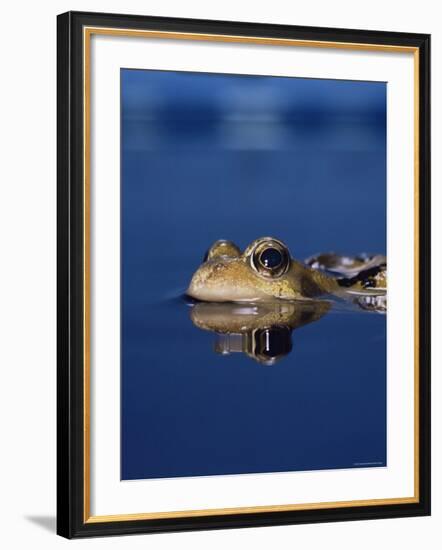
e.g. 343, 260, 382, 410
57, 10, 431, 539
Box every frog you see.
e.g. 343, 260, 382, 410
186, 237, 386, 304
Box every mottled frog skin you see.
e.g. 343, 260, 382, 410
187, 237, 386, 304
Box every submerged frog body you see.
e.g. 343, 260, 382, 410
187, 237, 386, 303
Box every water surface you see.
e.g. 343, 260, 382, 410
121, 69, 386, 480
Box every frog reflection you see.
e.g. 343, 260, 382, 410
186, 237, 386, 364
190, 301, 330, 366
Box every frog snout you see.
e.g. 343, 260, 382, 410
187, 261, 232, 302
186, 259, 266, 302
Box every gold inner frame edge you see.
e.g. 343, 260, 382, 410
82, 26, 420, 524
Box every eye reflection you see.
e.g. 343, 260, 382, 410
253, 327, 293, 366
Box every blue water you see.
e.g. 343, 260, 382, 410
121, 69, 386, 480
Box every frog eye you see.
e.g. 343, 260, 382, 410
250, 238, 290, 278
260, 247, 283, 269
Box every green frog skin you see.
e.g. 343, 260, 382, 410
187, 237, 386, 303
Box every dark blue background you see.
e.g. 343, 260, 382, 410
121, 69, 386, 480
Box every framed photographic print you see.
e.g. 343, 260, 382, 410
57, 11, 431, 538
